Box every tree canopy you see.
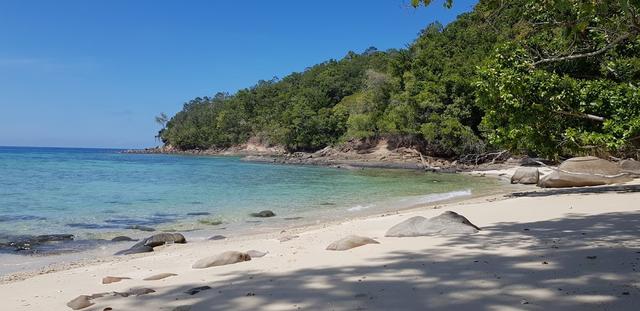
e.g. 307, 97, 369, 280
159, 0, 640, 160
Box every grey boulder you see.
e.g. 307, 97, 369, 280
538, 156, 632, 188
385, 211, 480, 237
511, 167, 539, 184
620, 159, 640, 175
326, 235, 380, 251
192, 251, 251, 269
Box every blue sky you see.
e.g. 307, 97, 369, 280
0, 0, 477, 148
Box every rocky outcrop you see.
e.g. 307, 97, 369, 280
385, 211, 480, 237
538, 156, 633, 188
326, 235, 380, 251
510, 167, 539, 184
192, 251, 251, 269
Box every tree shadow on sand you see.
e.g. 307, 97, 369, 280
102, 212, 640, 311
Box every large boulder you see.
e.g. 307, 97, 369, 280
511, 167, 540, 184
538, 156, 632, 188
326, 235, 380, 251
620, 159, 640, 175
192, 251, 251, 269
385, 211, 480, 237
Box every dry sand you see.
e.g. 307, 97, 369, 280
1, 182, 640, 310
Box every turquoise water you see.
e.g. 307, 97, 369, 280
0, 146, 499, 242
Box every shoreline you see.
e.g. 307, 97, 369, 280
0, 176, 516, 283
2, 179, 639, 310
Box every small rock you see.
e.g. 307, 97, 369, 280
208, 235, 227, 241
172, 306, 192, 311
586, 256, 597, 259
326, 235, 380, 251
102, 276, 131, 284
192, 251, 251, 269
246, 250, 268, 258
622, 292, 630, 295
143, 273, 177, 281
250, 210, 276, 218
385, 211, 480, 237
114, 288, 156, 297
185, 286, 212, 295
511, 167, 539, 184
66, 295, 93, 310
278, 235, 299, 242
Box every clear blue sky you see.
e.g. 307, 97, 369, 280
0, 0, 477, 148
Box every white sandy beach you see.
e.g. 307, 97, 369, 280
1, 180, 640, 311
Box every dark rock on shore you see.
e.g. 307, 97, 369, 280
184, 286, 212, 295
115, 233, 186, 255
386, 211, 480, 237
250, 210, 276, 218
114, 245, 154, 255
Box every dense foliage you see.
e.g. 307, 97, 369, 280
159, 0, 640, 159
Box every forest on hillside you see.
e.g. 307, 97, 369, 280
157, 0, 640, 160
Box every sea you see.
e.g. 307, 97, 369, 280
0, 146, 503, 274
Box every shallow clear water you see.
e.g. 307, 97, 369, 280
0, 146, 500, 241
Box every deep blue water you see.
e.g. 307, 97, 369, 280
0, 146, 498, 239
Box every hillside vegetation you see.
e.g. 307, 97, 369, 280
158, 0, 640, 160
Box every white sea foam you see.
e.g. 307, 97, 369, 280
347, 204, 375, 212
415, 189, 472, 204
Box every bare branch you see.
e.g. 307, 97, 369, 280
554, 110, 605, 122
533, 32, 633, 66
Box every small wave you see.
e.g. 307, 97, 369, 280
347, 204, 375, 212
416, 189, 472, 204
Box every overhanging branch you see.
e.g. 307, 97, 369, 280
533, 32, 633, 66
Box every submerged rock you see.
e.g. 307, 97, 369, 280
250, 210, 276, 218
511, 167, 539, 184
326, 235, 380, 251
125, 225, 156, 232
192, 251, 251, 269
538, 156, 632, 188
67, 295, 93, 310
111, 236, 136, 242
385, 211, 480, 237
0, 234, 74, 252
